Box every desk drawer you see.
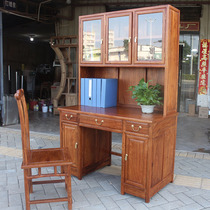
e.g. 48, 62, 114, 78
125, 121, 149, 135
60, 112, 78, 123
80, 114, 122, 131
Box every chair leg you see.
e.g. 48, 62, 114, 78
24, 169, 30, 210
66, 165, 72, 210
28, 169, 33, 193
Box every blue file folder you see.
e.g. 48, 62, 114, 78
81, 78, 118, 108
92, 79, 97, 107
80, 78, 85, 105
84, 78, 93, 106
96, 79, 102, 107
101, 79, 118, 108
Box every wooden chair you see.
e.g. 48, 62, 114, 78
14, 89, 72, 210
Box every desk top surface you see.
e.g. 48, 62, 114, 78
58, 105, 177, 123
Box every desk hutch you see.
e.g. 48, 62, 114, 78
58, 5, 180, 202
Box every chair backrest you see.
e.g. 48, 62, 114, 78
14, 89, 30, 165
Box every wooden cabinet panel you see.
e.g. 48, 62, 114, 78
151, 134, 164, 187
82, 127, 97, 168
80, 114, 122, 132
125, 121, 149, 135
61, 123, 79, 169
81, 127, 111, 176
118, 67, 146, 106
163, 126, 176, 178
60, 111, 78, 123
124, 134, 148, 190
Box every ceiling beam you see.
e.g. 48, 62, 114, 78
72, 1, 210, 6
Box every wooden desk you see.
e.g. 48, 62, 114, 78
59, 105, 177, 202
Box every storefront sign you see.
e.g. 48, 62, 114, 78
3, 0, 16, 10
198, 39, 209, 95
180, 22, 199, 31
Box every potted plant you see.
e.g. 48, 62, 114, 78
128, 78, 163, 114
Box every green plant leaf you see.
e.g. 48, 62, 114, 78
128, 78, 163, 106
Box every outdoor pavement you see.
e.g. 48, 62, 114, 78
0, 124, 210, 210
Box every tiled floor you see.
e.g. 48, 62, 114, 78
0, 127, 210, 209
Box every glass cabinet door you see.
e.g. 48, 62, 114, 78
134, 12, 164, 63
81, 17, 103, 63
106, 13, 132, 63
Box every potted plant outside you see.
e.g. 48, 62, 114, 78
128, 78, 163, 114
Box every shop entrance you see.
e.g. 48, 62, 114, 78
178, 33, 199, 113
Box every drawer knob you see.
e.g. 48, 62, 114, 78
95, 119, 104, 126
131, 124, 142, 132
65, 114, 73, 120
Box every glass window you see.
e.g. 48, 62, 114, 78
137, 12, 163, 61
178, 34, 199, 112
108, 16, 130, 61
83, 19, 102, 62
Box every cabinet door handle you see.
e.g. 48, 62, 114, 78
131, 124, 142, 132
100, 39, 103, 44
134, 37, 137, 43
75, 142, 78, 149
65, 114, 73, 120
95, 119, 104, 125
128, 37, 131, 43
125, 154, 128, 161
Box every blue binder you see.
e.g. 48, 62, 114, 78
84, 78, 93, 106
92, 79, 97, 107
80, 78, 85, 105
82, 78, 118, 108
96, 78, 102, 107
101, 79, 118, 108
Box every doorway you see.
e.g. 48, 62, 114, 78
178, 33, 199, 113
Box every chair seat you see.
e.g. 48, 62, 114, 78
22, 148, 71, 169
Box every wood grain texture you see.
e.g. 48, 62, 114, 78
118, 67, 146, 106
15, 89, 72, 210
60, 4, 180, 204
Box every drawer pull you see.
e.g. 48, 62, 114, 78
75, 142, 78, 149
65, 114, 73, 120
95, 119, 104, 126
125, 154, 128, 161
131, 124, 142, 132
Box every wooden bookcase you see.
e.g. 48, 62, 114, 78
59, 5, 180, 202
79, 5, 180, 116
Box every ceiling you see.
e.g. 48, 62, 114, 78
1, 0, 71, 43
3, 13, 55, 43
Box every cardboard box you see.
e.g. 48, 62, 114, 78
188, 104, 195, 116
198, 107, 209, 118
